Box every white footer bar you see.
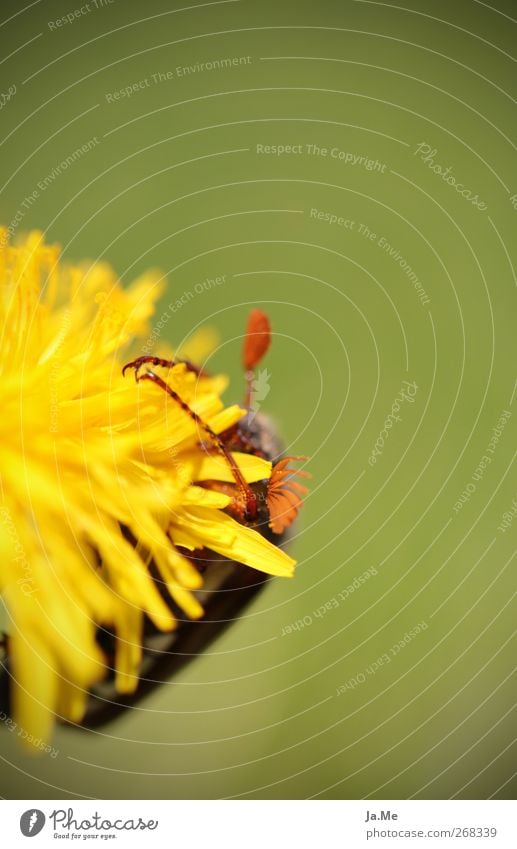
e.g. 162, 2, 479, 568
1, 799, 515, 848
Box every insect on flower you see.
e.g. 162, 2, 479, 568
122, 309, 309, 537
77, 309, 310, 727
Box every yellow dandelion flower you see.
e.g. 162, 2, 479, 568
0, 229, 301, 750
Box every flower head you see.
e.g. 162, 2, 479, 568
0, 229, 298, 749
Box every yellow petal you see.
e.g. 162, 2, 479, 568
9, 631, 58, 751
176, 507, 296, 577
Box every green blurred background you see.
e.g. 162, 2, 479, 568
0, 0, 515, 799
